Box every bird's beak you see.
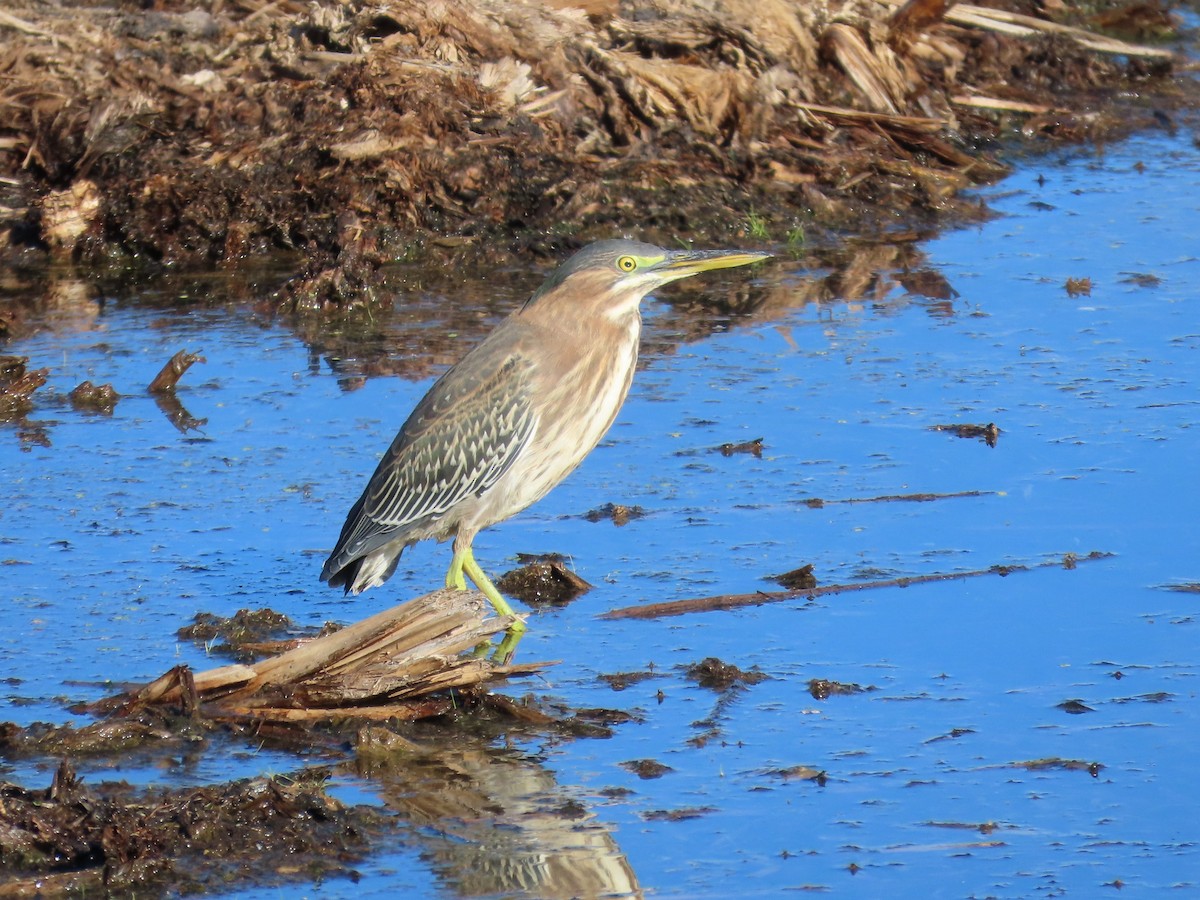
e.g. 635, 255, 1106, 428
657, 248, 773, 278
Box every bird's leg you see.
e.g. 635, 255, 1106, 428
447, 541, 527, 636
462, 548, 527, 633
445, 549, 468, 591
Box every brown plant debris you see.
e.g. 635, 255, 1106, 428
68, 379, 120, 412
803, 488, 994, 508
1056, 698, 1095, 714
1065, 276, 1094, 296
773, 563, 818, 590
0, 759, 386, 897
584, 502, 646, 525
1162, 582, 1200, 593
0, 355, 47, 420
619, 758, 674, 779
808, 678, 871, 700
1119, 271, 1163, 287
924, 819, 1003, 834
0, 0, 1186, 291
685, 657, 768, 691
1000, 757, 1104, 777
598, 669, 662, 691
497, 554, 593, 605
602, 551, 1113, 621
177, 607, 330, 660
101, 589, 551, 725
924, 726, 977, 743
148, 349, 206, 393
641, 806, 717, 821
764, 765, 828, 785
929, 422, 1000, 446
717, 437, 765, 457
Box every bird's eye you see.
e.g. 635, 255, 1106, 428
617, 256, 638, 272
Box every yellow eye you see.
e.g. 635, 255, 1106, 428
617, 256, 638, 272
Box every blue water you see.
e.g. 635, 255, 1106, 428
1, 130, 1198, 897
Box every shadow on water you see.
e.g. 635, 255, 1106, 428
2, 130, 1200, 896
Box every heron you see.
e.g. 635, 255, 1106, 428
321, 239, 770, 637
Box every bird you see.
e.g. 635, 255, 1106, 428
320, 239, 771, 633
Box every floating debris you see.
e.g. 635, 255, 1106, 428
148, 349, 206, 393
0, 356, 47, 421
497, 554, 593, 605
619, 759, 674, 780
929, 422, 1001, 446
924, 727, 977, 744
923, 820, 1004, 835
1119, 271, 1163, 287
804, 488, 994, 508
1065, 276, 1094, 296
685, 657, 768, 691
584, 502, 645, 526
1056, 699, 1095, 714
716, 437, 764, 457
641, 807, 717, 821
602, 551, 1115, 621
763, 764, 828, 785
808, 678, 871, 700
773, 563, 818, 590
1004, 758, 1104, 777
598, 670, 662, 691
68, 380, 120, 413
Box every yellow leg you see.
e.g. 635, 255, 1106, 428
462, 549, 526, 632
445, 550, 467, 591
445, 545, 527, 632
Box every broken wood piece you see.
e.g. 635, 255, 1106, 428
950, 94, 1054, 114
111, 589, 553, 724
148, 349, 205, 393
600, 551, 1113, 621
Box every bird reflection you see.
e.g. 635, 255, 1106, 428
348, 728, 641, 899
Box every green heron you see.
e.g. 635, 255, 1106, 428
321, 239, 770, 632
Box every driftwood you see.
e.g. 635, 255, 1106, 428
601, 551, 1113, 621
147, 349, 206, 393
106, 589, 551, 724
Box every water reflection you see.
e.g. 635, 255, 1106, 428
1, 238, 961, 436
349, 728, 641, 899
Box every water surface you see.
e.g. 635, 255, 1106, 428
2, 130, 1198, 897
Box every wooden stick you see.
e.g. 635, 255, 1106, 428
148, 350, 205, 393
601, 551, 1113, 621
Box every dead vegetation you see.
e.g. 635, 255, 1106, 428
0, 760, 387, 897
0, 0, 1186, 303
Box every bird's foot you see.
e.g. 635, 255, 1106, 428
469, 618, 525, 663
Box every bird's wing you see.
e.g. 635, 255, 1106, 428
324, 352, 537, 573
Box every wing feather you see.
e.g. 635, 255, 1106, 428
320, 350, 536, 585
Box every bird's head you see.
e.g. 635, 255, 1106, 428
526, 239, 771, 321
